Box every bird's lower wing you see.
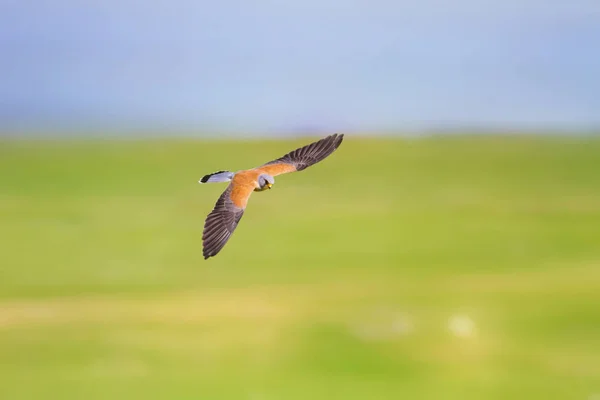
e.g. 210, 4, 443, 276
202, 182, 253, 259
256, 133, 344, 176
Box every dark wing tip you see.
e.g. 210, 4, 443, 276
202, 215, 231, 259
320, 132, 345, 151
293, 132, 345, 171
201, 186, 245, 260
333, 133, 344, 148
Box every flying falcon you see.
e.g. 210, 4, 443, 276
199, 133, 344, 259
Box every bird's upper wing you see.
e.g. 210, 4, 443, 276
202, 176, 255, 259
256, 133, 344, 176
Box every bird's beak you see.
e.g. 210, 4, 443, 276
267, 183, 272, 189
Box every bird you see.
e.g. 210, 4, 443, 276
199, 133, 344, 259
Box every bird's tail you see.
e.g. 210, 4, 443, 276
199, 170, 234, 183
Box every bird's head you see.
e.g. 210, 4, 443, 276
257, 174, 274, 191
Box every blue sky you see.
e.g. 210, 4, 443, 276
1, 0, 599, 134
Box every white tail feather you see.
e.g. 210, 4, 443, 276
199, 171, 234, 183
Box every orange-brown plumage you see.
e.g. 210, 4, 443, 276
229, 171, 259, 208
256, 162, 297, 177
200, 133, 344, 259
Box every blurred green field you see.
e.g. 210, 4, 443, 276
1, 135, 599, 399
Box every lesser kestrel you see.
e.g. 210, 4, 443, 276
199, 133, 344, 259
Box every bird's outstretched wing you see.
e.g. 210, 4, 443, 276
256, 133, 344, 176
202, 180, 253, 259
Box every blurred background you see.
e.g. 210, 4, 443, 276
1, 1, 599, 399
